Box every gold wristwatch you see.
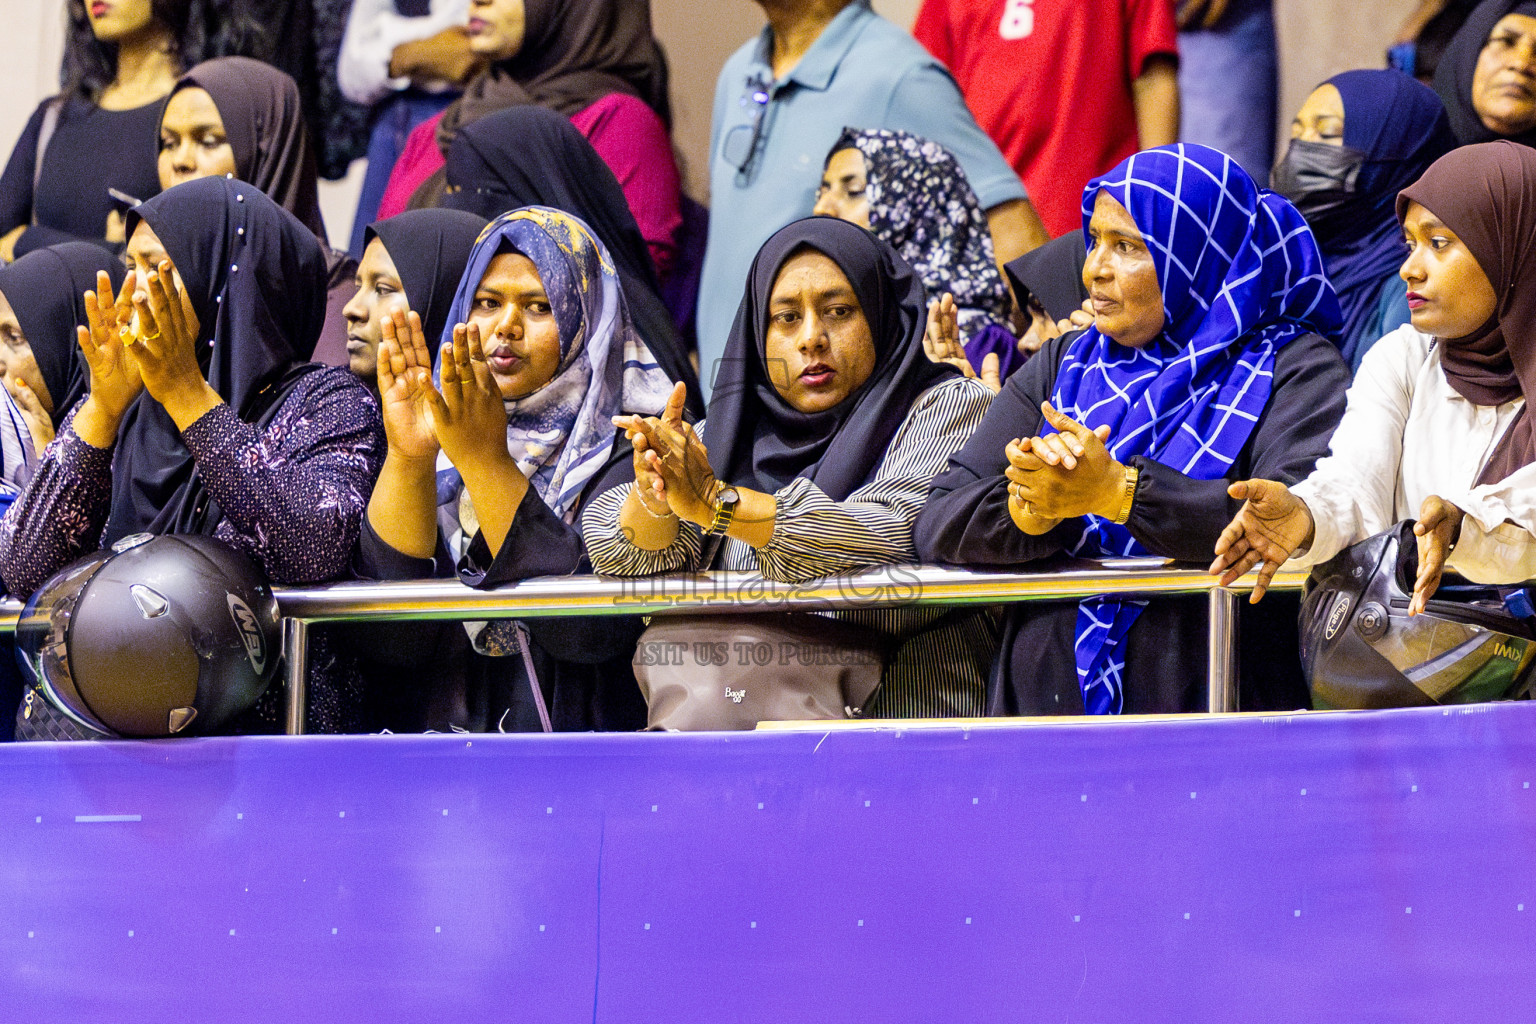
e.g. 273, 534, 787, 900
705, 484, 740, 535
1112, 465, 1139, 525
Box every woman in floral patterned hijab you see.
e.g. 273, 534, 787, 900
815, 127, 1020, 378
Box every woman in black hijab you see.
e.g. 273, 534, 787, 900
582, 217, 998, 718
1434, 0, 1536, 147
0, 177, 386, 737
342, 208, 487, 391
439, 105, 701, 417
158, 56, 358, 365
0, 245, 123, 733
0, 243, 125, 456
390, 0, 673, 210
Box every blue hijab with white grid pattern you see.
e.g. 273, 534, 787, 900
1049, 144, 1341, 714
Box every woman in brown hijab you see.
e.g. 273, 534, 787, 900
157, 56, 356, 365
1213, 140, 1536, 611
375, 0, 678, 228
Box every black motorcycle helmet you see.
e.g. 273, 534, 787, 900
1299, 520, 1536, 709
15, 534, 280, 738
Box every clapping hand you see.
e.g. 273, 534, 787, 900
1006, 402, 1119, 521
615, 381, 688, 519
925, 293, 1000, 392
613, 381, 717, 526
377, 309, 440, 461
72, 269, 145, 446
126, 259, 205, 409
78, 269, 143, 420
430, 322, 510, 474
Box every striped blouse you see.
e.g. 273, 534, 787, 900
581, 376, 998, 718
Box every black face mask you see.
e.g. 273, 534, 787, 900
1270, 138, 1367, 237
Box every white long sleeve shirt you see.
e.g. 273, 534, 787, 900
1290, 324, 1536, 583
338, 0, 471, 107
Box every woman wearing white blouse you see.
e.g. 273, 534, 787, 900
1213, 141, 1536, 612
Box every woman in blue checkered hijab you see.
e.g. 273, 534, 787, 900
917, 144, 1351, 717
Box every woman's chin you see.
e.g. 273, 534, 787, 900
1101, 325, 1160, 350
1406, 307, 1446, 336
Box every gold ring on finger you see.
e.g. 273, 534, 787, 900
140, 329, 161, 342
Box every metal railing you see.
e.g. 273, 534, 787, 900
0, 561, 1310, 735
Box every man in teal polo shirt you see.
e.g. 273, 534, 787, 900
695, 0, 1047, 402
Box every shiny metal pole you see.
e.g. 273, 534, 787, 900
271, 563, 1311, 625
283, 618, 309, 736
1206, 587, 1241, 713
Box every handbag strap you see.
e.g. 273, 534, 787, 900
512, 622, 553, 733
31, 97, 63, 224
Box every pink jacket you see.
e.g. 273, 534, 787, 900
376, 92, 682, 282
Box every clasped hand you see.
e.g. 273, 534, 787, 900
377, 309, 510, 472
1004, 401, 1120, 531
613, 382, 718, 526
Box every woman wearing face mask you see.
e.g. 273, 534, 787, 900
0, 177, 386, 738
157, 56, 361, 367
1215, 141, 1536, 613
358, 206, 678, 732
1273, 70, 1455, 371
583, 217, 998, 719
341, 207, 487, 393
1435, 0, 1536, 146
916, 145, 1350, 716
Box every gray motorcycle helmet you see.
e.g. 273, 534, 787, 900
1299, 521, 1536, 709
15, 534, 280, 737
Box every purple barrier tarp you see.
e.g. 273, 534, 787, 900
3, 704, 1536, 1022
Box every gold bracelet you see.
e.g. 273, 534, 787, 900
632, 484, 675, 520
1112, 465, 1139, 525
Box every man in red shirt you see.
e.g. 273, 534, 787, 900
914, 0, 1180, 237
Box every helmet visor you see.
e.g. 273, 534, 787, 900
16, 553, 113, 734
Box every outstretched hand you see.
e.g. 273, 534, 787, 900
1210, 479, 1314, 602
377, 308, 439, 461
1410, 494, 1464, 616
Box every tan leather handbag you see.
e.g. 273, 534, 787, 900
633, 612, 892, 730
